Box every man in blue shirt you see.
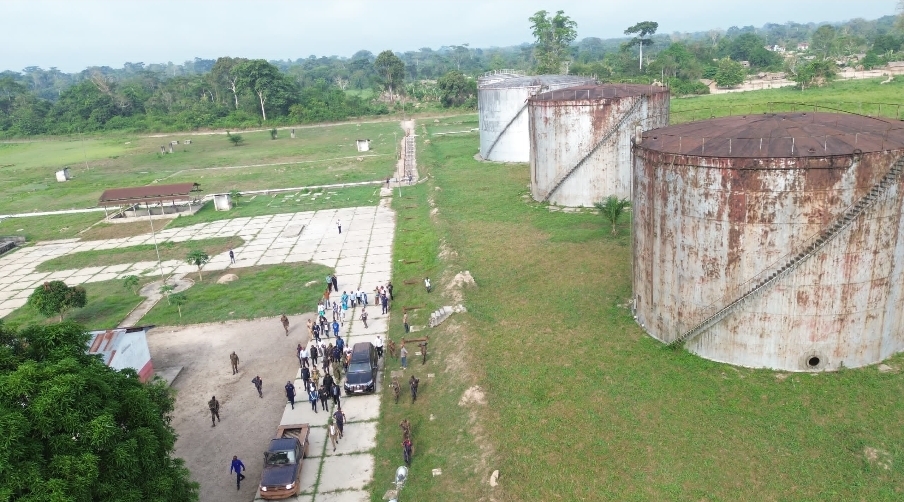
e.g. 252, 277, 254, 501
230, 455, 246, 490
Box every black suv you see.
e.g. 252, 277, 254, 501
344, 342, 378, 395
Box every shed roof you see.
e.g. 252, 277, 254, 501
530, 83, 669, 102
98, 183, 201, 206
638, 112, 904, 158
87, 325, 155, 364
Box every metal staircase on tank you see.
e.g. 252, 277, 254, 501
669, 155, 904, 348
542, 97, 644, 201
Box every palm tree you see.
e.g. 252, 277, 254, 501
595, 196, 631, 236
169, 292, 187, 318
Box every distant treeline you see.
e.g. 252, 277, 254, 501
1, 14, 902, 137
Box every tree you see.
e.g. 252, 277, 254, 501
897, 0, 904, 32
169, 292, 187, 318
209, 57, 247, 109
436, 71, 477, 107
714, 58, 747, 87
811, 25, 839, 61
624, 21, 659, 70
789, 58, 837, 89
159, 284, 175, 305
123, 275, 140, 295
529, 10, 578, 74
373, 51, 405, 103
234, 59, 292, 121
0, 321, 199, 501
595, 196, 631, 235
186, 250, 210, 282
27, 281, 87, 322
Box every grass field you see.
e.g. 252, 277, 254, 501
35, 236, 243, 272
367, 124, 904, 501
0, 212, 105, 242
139, 264, 332, 326
3, 278, 146, 330
671, 76, 904, 123
0, 120, 402, 214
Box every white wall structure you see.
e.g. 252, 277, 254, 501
529, 84, 670, 206
55, 168, 71, 182
478, 73, 594, 163
356, 139, 371, 152
213, 193, 232, 211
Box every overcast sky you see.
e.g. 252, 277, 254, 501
1, 0, 898, 73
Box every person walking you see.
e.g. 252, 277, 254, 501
381, 293, 389, 314
310, 344, 319, 366
308, 385, 318, 413
332, 319, 340, 338
403, 312, 410, 333
301, 345, 310, 368
229, 249, 236, 264
387, 281, 394, 300
208, 396, 221, 427
230, 352, 239, 375
251, 375, 263, 398
322, 373, 334, 394
331, 382, 342, 407
375, 335, 384, 358
333, 406, 346, 438
400, 345, 408, 369
328, 419, 340, 452
280, 314, 290, 336
322, 345, 333, 373
424, 277, 431, 293
360, 308, 369, 329
319, 384, 330, 411
230, 455, 246, 490
300, 366, 310, 391
387, 339, 397, 359
331, 274, 338, 293
332, 360, 342, 385
337, 219, 342, 234
409, 375, 420, 403
285, 381, 296, 410
311, 322, 321, 343
326, 275, 333, 293
296, 344, 304, 368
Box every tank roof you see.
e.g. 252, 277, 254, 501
478, 74, 594, 90
531, 83, 669, 102
639, 112, 904, 158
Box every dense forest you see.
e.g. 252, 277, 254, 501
1, 13, 903, 138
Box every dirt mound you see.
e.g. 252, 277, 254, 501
217, 273, 239, 284
864, 446, 893, 470
459, 385, 487, 407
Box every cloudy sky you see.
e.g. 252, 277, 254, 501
1, 0, 898, 73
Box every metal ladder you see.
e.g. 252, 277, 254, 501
483, 104, 528, 160
542, 97, 644, 201
670, 156, 904, 348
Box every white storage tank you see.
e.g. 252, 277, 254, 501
528, 84, 670, 206
478, 73, 594, 163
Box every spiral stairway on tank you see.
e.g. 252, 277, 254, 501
670, 155, 904, 348
541, 97, 644, 202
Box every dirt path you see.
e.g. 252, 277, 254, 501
148, 315, 313, 502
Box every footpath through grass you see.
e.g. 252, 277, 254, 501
3, 278, 146, 330
35, 236, 244, 272
378, 128, 904, 500
140, 264, 332, 326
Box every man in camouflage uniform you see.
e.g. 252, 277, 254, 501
230, 352, 239, 375
208, 396, 221, 427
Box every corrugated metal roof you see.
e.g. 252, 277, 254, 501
531, 83, 669, 102
639, 112, 904, 158
98, 183, 201, 205
87, 325, 155, 365
478, 74, 594, 90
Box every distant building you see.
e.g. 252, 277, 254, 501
797, 42, 810, 51
87, 326, 155, 382
766, 45, 786, 53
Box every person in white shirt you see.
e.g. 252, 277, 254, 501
374, 334, 384, 358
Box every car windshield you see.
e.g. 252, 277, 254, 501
348, 362, 371, 373
265, 449, 296, 465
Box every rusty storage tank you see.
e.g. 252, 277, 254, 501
633, 112, 904, 371
478, 73, 594, 163
528, 84, 670, 206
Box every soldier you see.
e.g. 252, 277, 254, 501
311, 365, 320, 388
387, 281, 394, 300
387, 339, 397, 359
399, 418, 411, 439
328, 418, 340, 451
230, 352, 239, 375
332, 360, 342, 384
391, 376, 401, 404
409, 375, 420, 403
403, 312, 409, 333
360, 308, 369, 329
208, 396, 220, 427
280, 314, 290, 336
251, 375, 263, 398
306, 318, 313, 338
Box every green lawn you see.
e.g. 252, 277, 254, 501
139, 264, 332, 326
0, 212, 104, 242
35, 236, 244, 272
0, 121, 402, 214
167, 184, 384, 229
3, 278, 146, 330
671, 76, 904, 123
367, 125, 904, 501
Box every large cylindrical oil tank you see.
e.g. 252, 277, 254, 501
633, 112, 904, 371
478, 74, 594, 163
528, 84, 670, 206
